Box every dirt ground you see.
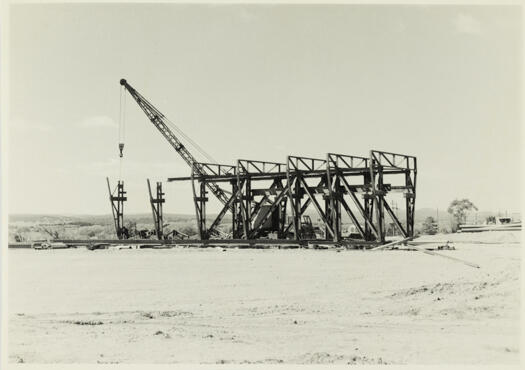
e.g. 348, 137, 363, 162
7, 232, 521, 364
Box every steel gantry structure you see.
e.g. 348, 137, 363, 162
117, 79, 417, 246
168, 150, 417, 245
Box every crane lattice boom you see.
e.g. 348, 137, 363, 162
119, 79, 231, 207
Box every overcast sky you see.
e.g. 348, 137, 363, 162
7, 3, 522, 215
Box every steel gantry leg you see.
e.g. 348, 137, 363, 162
191, 171, 208, 240
107, 177, 128, 240
147, 179, 165, 240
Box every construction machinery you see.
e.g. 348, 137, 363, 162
119, 79, 231, 206
115, 79, 234, 239
299, 216, 322, 240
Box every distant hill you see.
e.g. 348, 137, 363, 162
303, 207, 520, 226
9, 208, 520, 226
9, 213, 195, 224
8, 208, 521, 243
415, 208, 521, 224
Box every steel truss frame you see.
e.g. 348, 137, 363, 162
169, 150, 417, 244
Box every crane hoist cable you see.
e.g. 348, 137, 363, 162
119, 78, 232, 210
119, 85, 126, 155
118, 85, 126, 179
119, 80, 217, 165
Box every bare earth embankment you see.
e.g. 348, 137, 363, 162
8, 232, 520, 364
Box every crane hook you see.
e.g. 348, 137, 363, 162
119, 143, 124, 158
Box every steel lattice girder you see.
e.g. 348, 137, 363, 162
174, 150, 417, 243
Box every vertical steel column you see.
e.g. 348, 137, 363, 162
236, 166, 248, 239
245, 178, 252, 238
324, 193, 332, 240
199, 181, 207, 238
278, 194, 288, 239
363, 173, 374, 241
293, 174, 302, 240
116, 182, 125, 238
405, 171, 416, 237
147, 179, 165, 240
156, 182, 164, 238
286, 157, 298, 241
107, 177, 127, 240
370, 152, 385, 243
191, 170, 207, 240
324, 165, 337, 242
231, 180, 238, 238
377, 167, 385, 242
334, 175, 342, 241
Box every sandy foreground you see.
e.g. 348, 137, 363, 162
7, 232, 521, 364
